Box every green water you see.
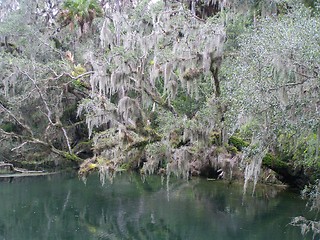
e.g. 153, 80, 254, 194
0, 173, 312, 240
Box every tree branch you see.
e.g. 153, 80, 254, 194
0, 128, 82, 162
22, 69, 54, 124
267, 78, 312, 91
0, 103, 34, 136
20, 66, 75, 154
140, 80, 178, 116
50, 70, 95, 81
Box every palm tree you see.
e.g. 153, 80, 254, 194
59, 0, 103, 35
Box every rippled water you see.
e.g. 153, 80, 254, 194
0, 173, 311, 240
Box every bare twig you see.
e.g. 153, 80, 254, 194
21, 69, 54, 124
61, 127, 72, 154
18, 65, 75, 155
11, 142, 28, 151
50, 71, 94, 81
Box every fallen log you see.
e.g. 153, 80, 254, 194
0, 172, 58, 178
0, 162, 45, 175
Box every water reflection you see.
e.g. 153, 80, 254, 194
0, 173, 310, 240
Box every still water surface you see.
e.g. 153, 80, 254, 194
0, 173, 311, 240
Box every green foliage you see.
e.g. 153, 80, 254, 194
172, 76, 213, 118
169, 129, 182, 148
0, 122, 17, 132
303, 0, 319, 9
72, 79, 87, 89
228, 136, 249, 151
225, 144, 238, 155
64, 152, 82, 162
238, 120, 260, 140
60, 0, 103, 34
119, 163, 130, 171
172, 92, 203, 118
223, 2, 320, 172
77, 140, 92, 147
209, 131, 221, 145
1, 0, 319, 190
293, 133, 320, 168
62, 0, 103, 20
224, 13, 253, 52
71, 64, 86, 77
262, 153, 288, 169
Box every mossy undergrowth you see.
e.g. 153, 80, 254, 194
228, 136, 249, 151
262, 153, 288, 170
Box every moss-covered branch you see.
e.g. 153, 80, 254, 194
262, 153, 309, 188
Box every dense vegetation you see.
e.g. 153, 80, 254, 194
0, 0, 319, 237
0, 0, 319, 190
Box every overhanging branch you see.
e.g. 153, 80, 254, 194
0, 103, 34, 137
